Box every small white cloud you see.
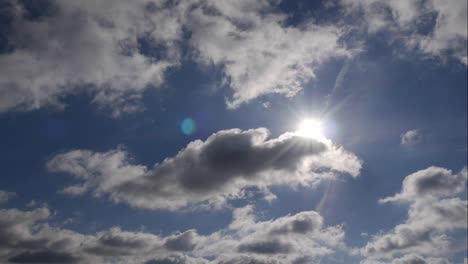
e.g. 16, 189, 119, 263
262, 102, 271, 109
0, 190, 16, 204
400, 129, 421, 146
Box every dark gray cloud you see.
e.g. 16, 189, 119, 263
268, 211, 322, 235
8, 250, 79, 263
238, 240, 292, 254
48, 128, 361, 210
145, 256, 194, 264
217, 256, 281, 264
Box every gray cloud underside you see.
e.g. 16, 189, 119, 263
0, 204, 345, 264
47, 128, 362, 210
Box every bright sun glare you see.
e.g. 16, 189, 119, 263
297, 119, 325, 139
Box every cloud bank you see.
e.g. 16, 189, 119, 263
0, 203, 345, 263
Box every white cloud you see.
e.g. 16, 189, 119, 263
360, 166, 467, 263
400, 129, 421, 146
48, 128, 361, 210
379, 166, 467, 203
0, 0, 187, 116
186, 0, 349, 108
0, 0, 349, 115
341, 0, 467, 64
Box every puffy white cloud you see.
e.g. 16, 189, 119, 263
48, 128, 361, 210
0, 0, 187, 116
379, 166, 467, 203
186, 0, 349, 108
360, 166, 467, 263
400, 129, 421, 146
341, 0, 467, 64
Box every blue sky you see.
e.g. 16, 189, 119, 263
0, 0, 466, 263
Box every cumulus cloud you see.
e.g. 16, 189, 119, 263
185, 0, 349, 108
164, 230, 198, 252
400, 129, 422, 146
47, 128, 361, 210
341, 0, 467, 64
0, 0, 187, 116
0, 0, 348, 115
0, 203, 345, 263
379, 166, 467, 203
360, 166, 467, 263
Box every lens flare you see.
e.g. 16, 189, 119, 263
181, 118, 196, 135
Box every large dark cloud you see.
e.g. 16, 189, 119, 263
48, 128, 361, 210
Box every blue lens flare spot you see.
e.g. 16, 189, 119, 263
180, 118, 196, 135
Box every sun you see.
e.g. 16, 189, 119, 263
296, 119, 325, 140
